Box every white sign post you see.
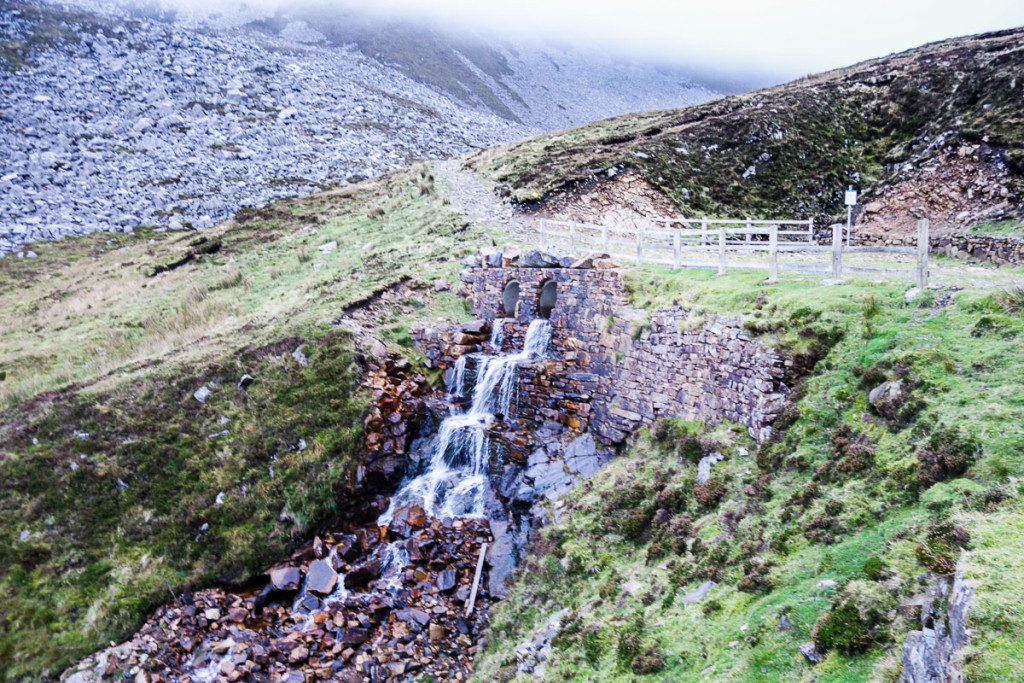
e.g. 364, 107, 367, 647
844, 186, 858, 247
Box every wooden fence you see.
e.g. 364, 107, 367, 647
538, 217, 930, 288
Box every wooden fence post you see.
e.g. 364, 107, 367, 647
768, 224, 778, 283
673, 229, 681, 269
917, 218, 930, 290
569, 222, 577, 254
701, 216, 708, 246
636, 224, 643, 266
808, 218, 814, 245
601, 223, 609, 253
746, 217, 752, 244
831, 224, 843, 281
718, 226, 727, 275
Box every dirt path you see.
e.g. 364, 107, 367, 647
433, 159, 539, 242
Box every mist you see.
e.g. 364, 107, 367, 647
126, 0, 1024, 80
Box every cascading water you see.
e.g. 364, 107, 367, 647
379, 319, 552, 525
489, 318, 506, 351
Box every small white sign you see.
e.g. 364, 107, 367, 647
845, 189, 858, 206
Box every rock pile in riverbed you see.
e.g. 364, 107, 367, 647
64, 516, 495, 683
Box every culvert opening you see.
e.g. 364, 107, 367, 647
538, 279, 557, 319
502, 280, 521, 317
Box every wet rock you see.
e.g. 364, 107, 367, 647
486, 520, 517, 598
563, 432, 601, 478
345, 557, 382, 589
437, 568, 457, 592
306, 559, 338, 595
395, 608, 431, 626
339, 628, 371, 646
331, 537, 360, 569
388, 502, 428, 538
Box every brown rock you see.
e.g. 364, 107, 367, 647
345, 557, 382, 588
288, 645, 309, 664
428, 623, 445, 641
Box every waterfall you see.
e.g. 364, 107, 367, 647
379, 319, 552, 525
448, 355, 468, 398
490, 318, 506, 350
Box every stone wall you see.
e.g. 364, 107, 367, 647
589, 309, 789, 444
414, 251, 792, 444
855, 231, 1024, 266
930, 232, 1024, 265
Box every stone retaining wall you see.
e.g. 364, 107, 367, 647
855, 232, 1024, 265
413, 254, 792, 443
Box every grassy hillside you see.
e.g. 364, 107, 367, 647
0, 167, 489, 680
474, 270, 1024, 682
468, 28, 1024, 228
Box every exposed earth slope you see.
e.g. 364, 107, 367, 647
469, 27, 1024, 240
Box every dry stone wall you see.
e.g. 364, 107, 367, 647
855, 231, 1024, 266
413, 250, 792, 444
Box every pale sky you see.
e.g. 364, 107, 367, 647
161, 0, 1024, 78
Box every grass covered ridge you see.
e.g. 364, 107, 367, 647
468, 27, 1024, 226
0, 165, 493, 681
473, 270, 1024, 682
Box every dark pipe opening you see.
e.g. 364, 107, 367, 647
538, 280, 557, 319
502, 281, 521, 317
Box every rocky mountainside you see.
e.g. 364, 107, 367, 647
470, 27, 1024, 240
0, 0, 522, 254
0, 0, 722, 256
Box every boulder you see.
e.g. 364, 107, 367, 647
237, 374, 255, 390
486, 521, 517, 598
331, 536, 360, 569
345, 557, 382, 588
306, 559, 338, 595
563, 433, 601, 479
519, 249, 562, 268
269, 566, 301, 592
799, 641, 822, 664
696, 452, 725, 485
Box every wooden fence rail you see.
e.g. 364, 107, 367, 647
538, 217, 930, 287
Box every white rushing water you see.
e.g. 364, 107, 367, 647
379, 319, 552, 525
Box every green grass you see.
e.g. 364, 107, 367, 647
0, 164, 496, 681
0, 166, 482, 408
968, 219, 1024, 237
473, 268, 1024, 682
0, 331, 367, 680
